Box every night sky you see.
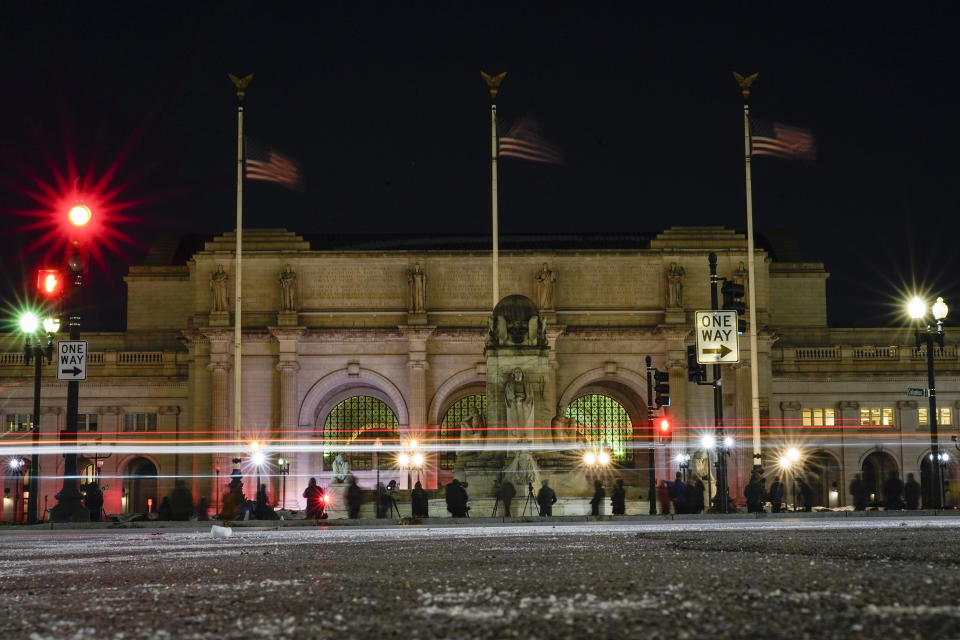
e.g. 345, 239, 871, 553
1, 3, 958, 330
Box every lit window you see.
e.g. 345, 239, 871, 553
5, 414, 33, 432
565, 394, 633, 464
78, 414, 99, 432
802, 408, 835, 426
322, 396, 399, 470
860, 407, 894, 427
439, 395, 487, 470
919, 408, 953, 426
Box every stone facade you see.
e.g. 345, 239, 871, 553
0, 226, 956, 519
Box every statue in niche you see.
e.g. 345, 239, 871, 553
503, 450, 540, 490
279, 264, 297, 311
535, 263, 557, 310
735, 260, 748, 287
210, 265, 229, 312
459, 406, 486, 445
487, 294, 547, 348
550, 406, 578, 445
408, 263, 426, 313
666, 262, 685, 308
504, 368, 536, 439
331, 452, 350, 483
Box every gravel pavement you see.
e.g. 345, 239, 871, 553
1, 517, 959, 639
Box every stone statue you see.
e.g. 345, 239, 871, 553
331, 453, 350, 483
503, 451, 540, 490
535, 263, 557, 310
210, 265, 228, 312
459, 406, 486, 444
279, 264, 297, 311
408, 263, 426, 313
666, 262, 685, 308
504, 368, 535, 439
550, 407, 577, 445
487, 295, 547, 348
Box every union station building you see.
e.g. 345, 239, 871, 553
1, 226, 957, 519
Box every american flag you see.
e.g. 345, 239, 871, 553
499, 118, 564, 165
750, 120, 816, 162
245, 139, 303, 188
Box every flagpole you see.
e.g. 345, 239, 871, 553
229, 74, 252, 479
482, 72, 506, 308
736, 73, 763, 472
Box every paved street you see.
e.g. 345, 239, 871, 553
2, 517, 960, 639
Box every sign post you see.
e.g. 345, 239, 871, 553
906, 387, 929, 398
56, 340, 88, 381
695, 310, 741, 364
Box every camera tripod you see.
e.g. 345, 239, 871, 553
521, 482, 540, 516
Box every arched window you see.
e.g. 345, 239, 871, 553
323, 396, 399, 470
439, 394, 486, 470
565, 394, 632, 462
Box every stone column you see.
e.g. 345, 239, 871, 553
401, 326, 435, 488
158, 405, 181, 500
545, 325, 566, 419
207, 361, 232, 497
270, 327, 305, 508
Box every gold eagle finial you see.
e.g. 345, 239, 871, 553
733, 72, 759, 100
228, 73, 254, 102
481, 71, 507, 101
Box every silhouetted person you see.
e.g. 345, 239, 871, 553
591, 480, 605, 516
83, 482, 104, 522
745, 472, 763, 513
672, 472, 688, 514
346, 476, 363, 519
497, 479, 516, 517
850, 473, 869, 511
905, 473, 921, 510
303, 478, 325, 520
158, 496, 172, 521
411, 481, 429, 517
768, 479, 785, 513
537, 479, 557, 516
797, 478, 814, 512
657, 480, 671, 514
255, 484, 278, 519
883, 470, 903, 510
611, 479, 626, 515
196, 497, 210, 521
170, 480, 193, 521
692, 477, 706, 513
445, 479, 468, 517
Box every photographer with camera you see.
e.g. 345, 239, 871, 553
537, 479, 557, 517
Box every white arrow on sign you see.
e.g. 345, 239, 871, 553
695, 310, 741, 364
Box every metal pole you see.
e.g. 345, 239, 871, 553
709, 253, 728, 513
925, 331, 942, 509
27, 341, 41, 524
233, 97, 244, 479
50, 245, 89, 521
646, 355, 656, 515
490, 101, 499, 308
742, 101, 763, 473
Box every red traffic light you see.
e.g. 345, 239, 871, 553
36, 269, 64, 298
659, 418, 671, 433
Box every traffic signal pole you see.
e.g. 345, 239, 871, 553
645, 355, 656, 515
709, 253, 730, 513
49, 243, 89, 521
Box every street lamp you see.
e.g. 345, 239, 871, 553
250, 441, 266, 517
19, 309, 56, 524
8, 459, 25, 523
277, 458, 291, 510
778, 447, 803, 511
909, 295, 949, 509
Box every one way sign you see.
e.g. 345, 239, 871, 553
695, 311, 740, 364
57, 340, 88, 381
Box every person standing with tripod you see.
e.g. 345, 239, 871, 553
537, 480, 556, 516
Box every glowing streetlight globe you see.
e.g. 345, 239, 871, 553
68, 204, 92, 226
583, 451, 597, 466
597, 451, 611, 466
933, 297, 949, 321
19, 311, 40, 334
251, 451, 266, 467
778, 455, 792, 470
701, 434, 716, 450
723, 436, 734, 449
9, 458, 23, 470
785, 447, 801, 463
43, 317, 61, 333
412, 452, 425, 467
908, 297, 927, 320
397, 453, 410, 467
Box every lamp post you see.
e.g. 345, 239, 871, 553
250, 442, 265, 517
9, 459, 25, 522
214, 466, 221, 515
677, 453, 691, 484
50, 240, 90, 522
778, 447, 801, 511
277, 458, 290, 510
20, 312, 57, 524
909, 295, 949, 509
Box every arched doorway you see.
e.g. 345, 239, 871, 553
322, 395, 399, 472
439, 394, 486, 472
920, 453, 958, 508
805, 451, 842, 508
123, 458, 158, 514
565, 393, 635, 467
861, 450, 898, 506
